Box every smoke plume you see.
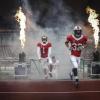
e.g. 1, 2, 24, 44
12, 0, 92, 79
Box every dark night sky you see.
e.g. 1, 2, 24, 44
0, 0, 100, 28
0, 0, 99, 15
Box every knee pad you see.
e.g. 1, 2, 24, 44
72, 68, 78, 76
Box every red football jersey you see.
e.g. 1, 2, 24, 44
37, 42, 52, 58
66, 34, 87, 57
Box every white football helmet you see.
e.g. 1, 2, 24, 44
74, 26, 82, 31
73, 26, 82, 38
41, 35, 48, 44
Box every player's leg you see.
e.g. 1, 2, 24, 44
75, 57, 80, 81
72, 68, 79, 84
72, 57, 80, 88
48, 64, 53, 77
43, 59, 49, 79
70, 55, 79, 81
53, 69, 58, 79
44, 68, 48, 79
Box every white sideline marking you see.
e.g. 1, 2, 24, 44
0, 91, 100, 94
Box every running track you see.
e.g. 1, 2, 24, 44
0, 80, 100, 100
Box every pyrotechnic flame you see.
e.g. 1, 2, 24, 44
86, 6, 99, 48
15, 7, 26, 49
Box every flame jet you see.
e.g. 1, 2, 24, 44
86, 7, 99, 49
15, 1, 26, 49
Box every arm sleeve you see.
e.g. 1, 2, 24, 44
65, 35, 70, 47
48, 46, 52, 64
37, 44, 41, 59
66, 35, 71, 41
48, 47, 52, 58
82, 36, 88, 48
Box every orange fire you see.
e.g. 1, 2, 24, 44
86, 6, 99, 49
15, 7, 26, 49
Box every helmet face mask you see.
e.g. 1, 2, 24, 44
73, 26, 82, 38
41, 36, 48, 44
74, 30, 82, 38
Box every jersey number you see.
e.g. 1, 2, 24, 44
72, 43, 82, 50
42, 47, 46, 54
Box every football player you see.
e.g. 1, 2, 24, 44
37, 35, 52, 79
65, 26, 88, 86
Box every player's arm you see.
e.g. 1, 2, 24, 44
83, 36, 88, 48
77, 42, 87, 51
65, 40, 69, 47
37, 43, 41, 61
37, 47, 41, 59
65, 40, 72, 51
48, 47, 52, 58
77, 44, 84, 51
77, 36, 88, 51
65, 35, 71, 48
48, 44, 52, 64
